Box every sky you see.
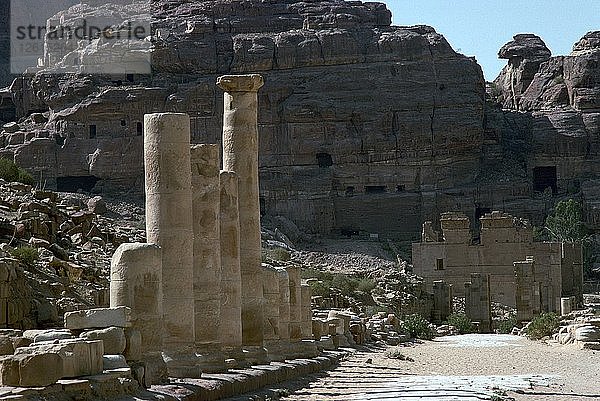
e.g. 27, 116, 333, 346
384, 0, 600, 81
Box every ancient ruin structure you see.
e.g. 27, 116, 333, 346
464, 273, 492, 332
413, 211, 584, 315
108, 74, 316, 380
217, 74, 266, 358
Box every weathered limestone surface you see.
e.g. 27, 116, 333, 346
110, 243, 162, 354
144, 113, 199, 377
218, 74, 265, 348
190, 143, 225, 372
14, 338, 103, 378
219, 171, 243, 351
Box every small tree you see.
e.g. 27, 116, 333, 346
544, 199, 586, 242
544, 199, 597, 278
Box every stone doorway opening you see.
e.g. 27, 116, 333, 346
533, 166, 557, 193
56, 176, 100, 193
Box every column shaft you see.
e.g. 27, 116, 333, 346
219, 171, 243, 348
217, 74, 265, 347
144, 113, 195, 351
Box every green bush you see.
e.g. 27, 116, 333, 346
447, 313, 475, 334
308, 280, 331, 297
525, 312, 560, 340
0, 158, 34, 185
497, 314, 518, 334
10, 246, 39, 267
400, 314, 434, 340
356, 278, 376, 293
384, 348, 414, 361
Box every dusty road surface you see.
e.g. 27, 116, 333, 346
280, 335, 600, 401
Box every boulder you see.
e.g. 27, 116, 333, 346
87, 196, 107, 215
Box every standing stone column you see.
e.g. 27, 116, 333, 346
191, 144, 225, 372
262, 265, 281, 361
219, 172, 244, 360
300, 284, 313, 339
217, 74, 265, 352
287, 265, 302, 343
144, 113, 200, 378
277, 268, 291, 344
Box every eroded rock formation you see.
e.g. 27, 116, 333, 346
0, 0, 598, 239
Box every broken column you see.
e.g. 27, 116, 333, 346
262, 265, 282, 360
277, 268, 291, 343
217, 74, 266, 359
144, 113, 199, 378
464, 273, 492, 333
190, 144, 225, 372
432, 280, 453, 324
219, 171, 244, 359
110, 243, 165, 384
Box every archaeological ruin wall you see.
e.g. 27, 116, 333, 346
412, 211, 584, 312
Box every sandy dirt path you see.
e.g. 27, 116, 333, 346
280, 334, 600, 401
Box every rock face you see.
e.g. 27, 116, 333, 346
0, 1, 599, 238
491, 31, 600, 230
0, 0, 486, 238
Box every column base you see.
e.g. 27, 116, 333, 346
221, 346, 251, 368
241, 345, 269, 365
195, 345, 227, 373
135, 352, 168, 387
286, 339, 320, 359
162, 349, 202, 378
317, 335, 337, 351
264, 340, 289, 362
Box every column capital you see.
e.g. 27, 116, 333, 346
217, 74, 264, 93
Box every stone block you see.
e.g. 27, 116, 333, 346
19, 353, 64, 387
0, 336, 14, 355
0, 355, 19, 386
15, 339, 103, 378
64, 307, 131, 330
575, 325, 600, 342
0, 353, 63, 387
23, 329, 73, 343
80, 327, 126, 355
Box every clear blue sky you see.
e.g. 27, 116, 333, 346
384, 1, 600, 81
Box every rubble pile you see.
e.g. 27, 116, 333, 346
554, 296, 600, 350
0, 179, 144, 329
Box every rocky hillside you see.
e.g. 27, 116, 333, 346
0, 0, 598, 239
0, 179, 144, 329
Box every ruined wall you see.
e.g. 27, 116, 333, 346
412, 211, 570, 308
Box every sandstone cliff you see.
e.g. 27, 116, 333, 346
492, 32, 600, 230
0, 1, 598, 238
